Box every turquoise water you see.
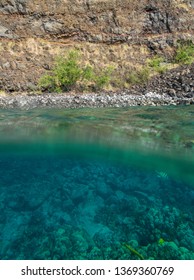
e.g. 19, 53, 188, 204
0, 106, 194, 260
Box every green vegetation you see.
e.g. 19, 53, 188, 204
39, 51, 90, 92
148, 56, 167, 74
127, 56, 167, 86
93, 66, 114, 90
39, 51, 169, 92
126, 41, 194, 87
38, 41, 194, 93
174, 41, 194, 64
127, 67, 150, 85
39, 51, 114, 92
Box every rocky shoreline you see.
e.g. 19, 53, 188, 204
1, 59, 194, 110
0, 90, 193, 110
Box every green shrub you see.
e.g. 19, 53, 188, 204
39, 74, 56, 92
53, 51, 83, 91
39, 51, 113, 92
174, 41, 194, 64
39, 51, 93, 92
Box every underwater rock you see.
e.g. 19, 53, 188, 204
95, 181, 111, 199
71, 184, 88, 204
93, 225, 115, 247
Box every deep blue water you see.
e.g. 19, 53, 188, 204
0, 106, 194, 259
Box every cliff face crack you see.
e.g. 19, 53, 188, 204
165, 12, 172, 33
86, 0, 90, 11
144, 9, 178, 34
112, 10, 119, 28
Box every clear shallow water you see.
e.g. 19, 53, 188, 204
0, 105, 194, 260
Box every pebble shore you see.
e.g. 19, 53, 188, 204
0, 91, 193, 110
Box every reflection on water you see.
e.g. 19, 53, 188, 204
0, 106, 193, 259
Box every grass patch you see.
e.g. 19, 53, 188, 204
127, 55, 169, 86
148, 56, 168, 74
93, 66, 114, 91
174, 41, 194, 65
127, 67, 150, 85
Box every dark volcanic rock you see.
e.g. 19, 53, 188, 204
137, 63, 194, 99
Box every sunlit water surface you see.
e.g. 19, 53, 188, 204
0, 106, 194, 260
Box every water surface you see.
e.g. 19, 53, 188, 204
0, 105, 194, 260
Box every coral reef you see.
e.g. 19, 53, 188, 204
0, 155, 193, 260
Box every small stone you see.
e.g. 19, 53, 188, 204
43, 21, 63, 33
184, 86, 190, 92
168, 89, 176, 97
2, 62, 10, 69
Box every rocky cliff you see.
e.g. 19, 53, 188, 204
1, 0, 194, 92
